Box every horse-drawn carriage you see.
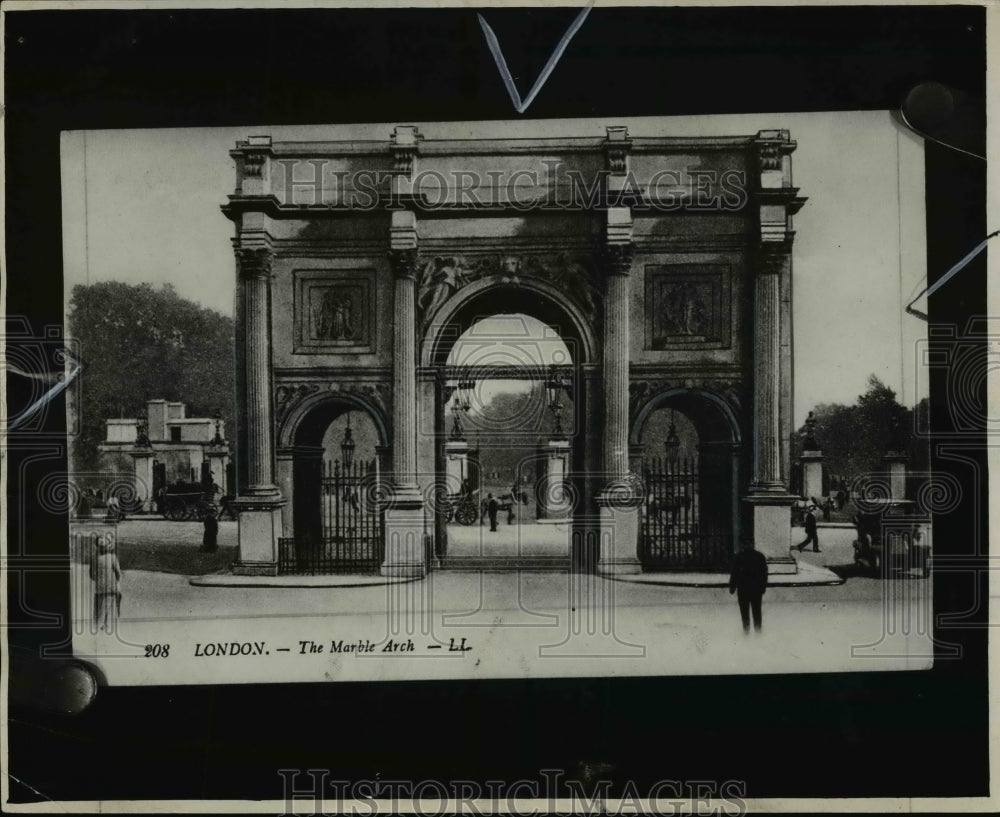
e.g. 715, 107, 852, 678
438, 482, 529, 526
158, 481, 230, 522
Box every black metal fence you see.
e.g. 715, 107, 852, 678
640, 455, 732, 571
278, 458, 384, 575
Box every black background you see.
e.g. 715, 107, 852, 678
5, 4, 988, 804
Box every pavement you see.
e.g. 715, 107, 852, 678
70, 518, 933, 685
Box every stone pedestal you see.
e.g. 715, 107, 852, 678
129, 449, 155, 512
801, 450, 824, 501
204, 445, 229, 494
744, 494, 797, 574
382, 487, 427, 578
444, 440, 471, 495
594, 490, 642, 575
233, 499, 284, 576
538, 439, 571, 520
883, 452, 908, 500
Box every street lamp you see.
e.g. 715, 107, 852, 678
457, 377, 475, 412
340, 412, 356, 469
664, 410, 681, 465
546, 365, 567, 438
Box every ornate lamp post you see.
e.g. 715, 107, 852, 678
340, 412, 356, 469
546, 366, 567, 438
664, 410, 681, 465
457, 377, 475, 412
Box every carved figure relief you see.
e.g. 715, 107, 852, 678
294, 271, 374, 353
645, 265, 731, 350
314, 287, 357, 341
417, 252, 598, 331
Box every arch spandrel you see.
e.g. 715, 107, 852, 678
630, 383, 744, 446
276, 386, 391, 450
420, 275, 599, 369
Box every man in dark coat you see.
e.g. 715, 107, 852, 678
201, 511, 219, 553
796, 505, 820, 552
486, 494, 499, 532
729, 542, 769, 634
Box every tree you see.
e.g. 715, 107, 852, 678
792, 375, 927, 492
68, 282, 234, 472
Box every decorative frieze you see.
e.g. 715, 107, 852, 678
274, 381, 391, 439
415, 253, 600, 330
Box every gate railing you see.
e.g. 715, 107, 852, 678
278, 458, 384, 575
640, 455, 731, 571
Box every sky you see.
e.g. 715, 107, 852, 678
62, 112, 928, 425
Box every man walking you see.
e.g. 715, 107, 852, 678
796, 504, 820, 552
729, 541, 768, 634
487, 493, 499, 532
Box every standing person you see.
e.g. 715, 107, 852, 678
201, 511, 219, 553
822, 497, 834, 522
89, 537, 122, 634
729, 541, 768, 634
796, 505, 820, 552
487, 493, 499, 532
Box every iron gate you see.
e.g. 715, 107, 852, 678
640, 455, 731, 571
279, 458, 384, 575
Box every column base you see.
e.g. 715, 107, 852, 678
744, 492, 798, 575
381, 486, 427, 578
233, 495, 285, 576
594, 489, 642, 575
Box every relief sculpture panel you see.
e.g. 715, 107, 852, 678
645, 264, 731, 350
294, 270, 375, 354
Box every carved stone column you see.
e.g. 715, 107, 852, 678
596, 211, 642, 575
233, 246, 285, 576
390, 246, 419, 490
603, 243, 633, 480
382, 209, 427, 578
742, 131, 806, 575
743, 243, 797, 573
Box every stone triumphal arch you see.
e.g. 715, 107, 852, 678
222, 124, 805, 578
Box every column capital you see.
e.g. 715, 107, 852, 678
754, 240, 793, 275
235, 246, 273, 279
389, 248, 420, 280
603, 242, 634, 276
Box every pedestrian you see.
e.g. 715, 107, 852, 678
89, 537, 122, 634
487, 493, 499, 532
729, 540, 768, 634
822, 497, 834, 522
201, 510, 219, 552
796, 505, 820, 552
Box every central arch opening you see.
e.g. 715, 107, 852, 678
425, 279, 598, 569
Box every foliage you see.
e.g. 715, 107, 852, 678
792, 375, 929, 488
68, 282, 234, 472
